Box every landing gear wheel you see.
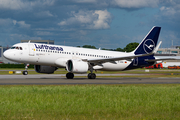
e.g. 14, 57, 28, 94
88, 73, 96, 79
22, 63, 29, 75
23, 71, 28, 75
66, 73, 74, 79
88, 73, 92, 79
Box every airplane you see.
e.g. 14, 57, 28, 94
3, 26, 167, 79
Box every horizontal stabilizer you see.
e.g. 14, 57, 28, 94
145, 58, 178, 62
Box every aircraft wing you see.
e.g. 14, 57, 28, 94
84, 53, 152, 64
83, 41, 162, 64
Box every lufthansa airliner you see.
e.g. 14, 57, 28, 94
4, 26, 167, 79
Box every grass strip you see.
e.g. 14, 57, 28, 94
0, 85, 179, 120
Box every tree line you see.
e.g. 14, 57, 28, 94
77, 42, 139, 52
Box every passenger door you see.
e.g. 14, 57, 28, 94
28, 44, 35, 56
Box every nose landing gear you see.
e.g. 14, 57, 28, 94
23, 71, 28, 75
23, 64, 29, 75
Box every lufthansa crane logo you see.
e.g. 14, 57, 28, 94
143, 39, 155, 54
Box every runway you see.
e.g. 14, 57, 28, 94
0, 74, 180, 85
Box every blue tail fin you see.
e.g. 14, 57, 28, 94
133, 26, 161, 55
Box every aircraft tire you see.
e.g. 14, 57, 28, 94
66, 73, 74, 79
91, 73, 96, 79
23, 71, 28, 75
88, 73, 96, 79
88, 73, 92, 79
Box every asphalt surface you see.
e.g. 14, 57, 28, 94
0, 74, 180, 85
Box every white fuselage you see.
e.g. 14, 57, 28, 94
4, 43, 134, 71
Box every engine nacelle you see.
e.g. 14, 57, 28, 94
35, 65, 57, 74
66, 60, 88, 73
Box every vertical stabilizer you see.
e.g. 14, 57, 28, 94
133, 26, 161, 55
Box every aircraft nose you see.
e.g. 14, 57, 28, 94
3, 50, 9, 59
3, 50, 13, 60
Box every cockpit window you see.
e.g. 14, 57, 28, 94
11, 46, 23, 50
11, 47, 16, 49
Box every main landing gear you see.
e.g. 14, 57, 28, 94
66, 72, 74, 79
65, 72, 96, 79
66, 67, 96, 79
88, 68, 96, 79
23, 64, 29, 75
88, 73, 96, 79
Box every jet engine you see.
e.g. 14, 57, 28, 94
66, 60, 88, 73
35, 65, 58, 74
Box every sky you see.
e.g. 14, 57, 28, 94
0, 0, 180, 49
